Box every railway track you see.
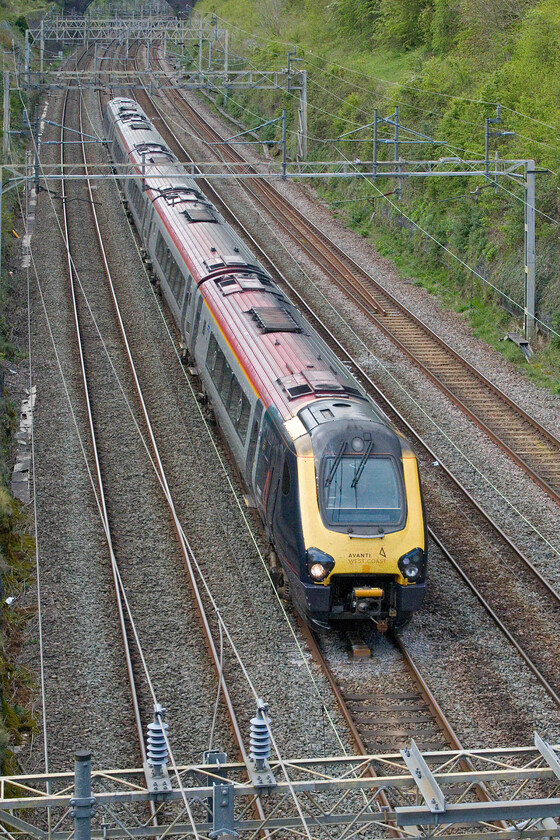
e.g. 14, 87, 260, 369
47, 41, 356, 795
38, 40, 557, 798
29, 40, 152, 765
22, 40, 560, 836
128, 66, 560, 716
148, 51, 560, 508
300, 622, 458, 754
59, 41, 162, 783
56, 45, 255, 772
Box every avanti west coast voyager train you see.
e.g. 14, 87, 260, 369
104, 98, 427, 629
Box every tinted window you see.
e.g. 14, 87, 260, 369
281, 460, 291, 496
205, 336, 251, 444
322, 455, 403, 526
237, 393, 251, 443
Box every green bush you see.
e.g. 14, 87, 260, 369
13, 15, 28, 36
195, 0, 560, 379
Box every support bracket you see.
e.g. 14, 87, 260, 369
401, 739, 446, 814
535, 732, 560, 782
143, 761, 172, 797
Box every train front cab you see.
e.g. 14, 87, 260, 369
264, 400, 426, 629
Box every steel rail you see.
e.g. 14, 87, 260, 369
150, 51, 560, 508
105, 48, 559, 831
298, 617, 461, 752
297, 617, 503, 824
59, 42, 150, 773
92, 50, 559, 840
133, 75, 560, 712
76, 43, 276, 836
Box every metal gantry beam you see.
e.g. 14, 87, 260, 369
3, 739, 560, 840
11, 18, 539, 339
28, 17, 221, 45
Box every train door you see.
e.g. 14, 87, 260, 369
255, 412, 302, 569
245, 401, 263, 487
190, 295, 204, 356
273, 448, 302, 564
255, 412, 283, 532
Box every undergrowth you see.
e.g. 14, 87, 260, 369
0, 8, 40, 772
193, 0, 560, 392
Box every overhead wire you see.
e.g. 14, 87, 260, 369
19, 53, 240, 838
415, 134, 560, 229
192, 30, 560, 323
12, 44, 560, 832
136, 215, 350, 755
158, 64, 560, 569
189, 31, 560, 222
6, 99, 51, 782
202, 9, 560, 175
237, 149, 560, 562
208, 11, 560, 132
338, 144, 560, 333
10, 61, 202, 832
16, 51, 350, 837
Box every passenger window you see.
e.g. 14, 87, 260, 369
220, 360, 232, 402
206, 334, 217, 371
205, 336, 252, 445
227, 379, 241, 422
214, 348, 226, 391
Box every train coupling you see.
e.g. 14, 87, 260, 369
352, 587, 384, 616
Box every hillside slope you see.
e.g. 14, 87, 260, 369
192, 0, 560, 385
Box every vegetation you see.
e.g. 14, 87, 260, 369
192, 0, 560, 385
0, 0, 555, 771
0, 2, 47, 772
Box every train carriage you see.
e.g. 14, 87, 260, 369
104, 98, 427, 629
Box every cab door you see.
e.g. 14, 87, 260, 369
255, 412, 282, 530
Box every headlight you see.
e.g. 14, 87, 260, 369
310, 563, 328, 580
398, 548, 425, 581
306, 548, 335, 582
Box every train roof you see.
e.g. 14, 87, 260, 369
202, 273, 369, 420
107, 98, 262, 280
108, 98, 383, 423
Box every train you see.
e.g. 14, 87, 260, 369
103, 97, 427, 630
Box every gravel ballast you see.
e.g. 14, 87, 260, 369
9, 57, 560, 781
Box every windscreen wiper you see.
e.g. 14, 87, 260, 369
325, 442, 346, 487
351, 440, 374, 489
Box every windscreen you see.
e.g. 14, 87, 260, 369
322, 453, 404, 526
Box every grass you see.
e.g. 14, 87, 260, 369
194, 0, 560, 397
368, 225, 560, 393
197, 0, 420, 80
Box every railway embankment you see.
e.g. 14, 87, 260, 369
193, 0, 560, 390
0, 5, 49, 773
